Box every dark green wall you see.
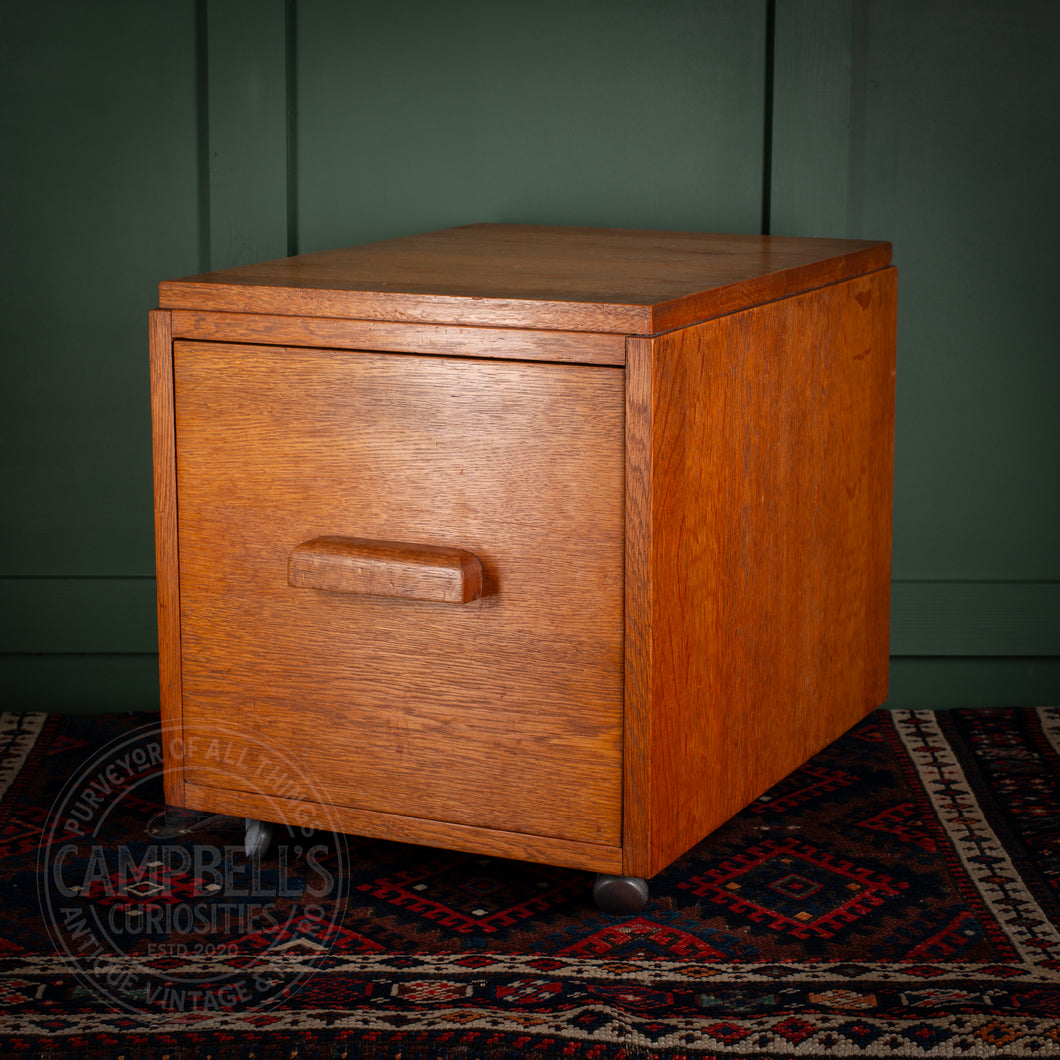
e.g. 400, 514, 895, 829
2, 0, 1057, 713
0, 2, 200, 711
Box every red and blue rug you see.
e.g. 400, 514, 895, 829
1, 707, 1059, 1058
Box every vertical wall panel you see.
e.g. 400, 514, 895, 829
205, 0, 290, 270
772, 0, 1060, 704
774, 0, 1060, 581
771, 0, 856, 237
855, 1, 1060, 584
0, 1, 201, 577
293, 0, 769, 251
0, 2, 201, 710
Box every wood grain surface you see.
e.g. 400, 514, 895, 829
159, 224, 892, 334
154, 227, 897, 881
173, 342, 625, 848
148, 310, 186, 808
179, 780, 624, 875
170, 311, 627, 365
288, 536, 483, 604
622, 334, 655, 873
623, 268, 897, 878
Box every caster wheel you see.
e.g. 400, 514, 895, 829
593, 874, 649, 914
148, 806, 237, 839
147, 806, 206, 840
244, 817, 274, 859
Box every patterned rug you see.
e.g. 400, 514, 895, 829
1, 707, 1059, 1058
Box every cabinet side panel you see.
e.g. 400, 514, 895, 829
646, 269, 896, 876
149, 310, 186, 806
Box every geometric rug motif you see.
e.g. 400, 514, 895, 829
856, 801, 939, 853
677, 836, 910, 939
1, 707, 1060, 1058
746, 763, 860, 815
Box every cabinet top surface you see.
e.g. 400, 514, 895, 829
159, 223, 892, 334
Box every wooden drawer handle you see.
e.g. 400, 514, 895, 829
287, 535, 483, 604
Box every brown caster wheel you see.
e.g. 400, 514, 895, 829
593, 874, 649, 914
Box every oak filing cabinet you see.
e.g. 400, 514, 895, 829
150, 224, 896, 911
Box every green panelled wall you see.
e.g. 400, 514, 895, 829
0, 1, 201, 710
294, 0, 766, 248
1, 1, 1057, 713
772, 0, 1060, 706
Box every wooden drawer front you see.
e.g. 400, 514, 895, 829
173, 342, 624, 847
